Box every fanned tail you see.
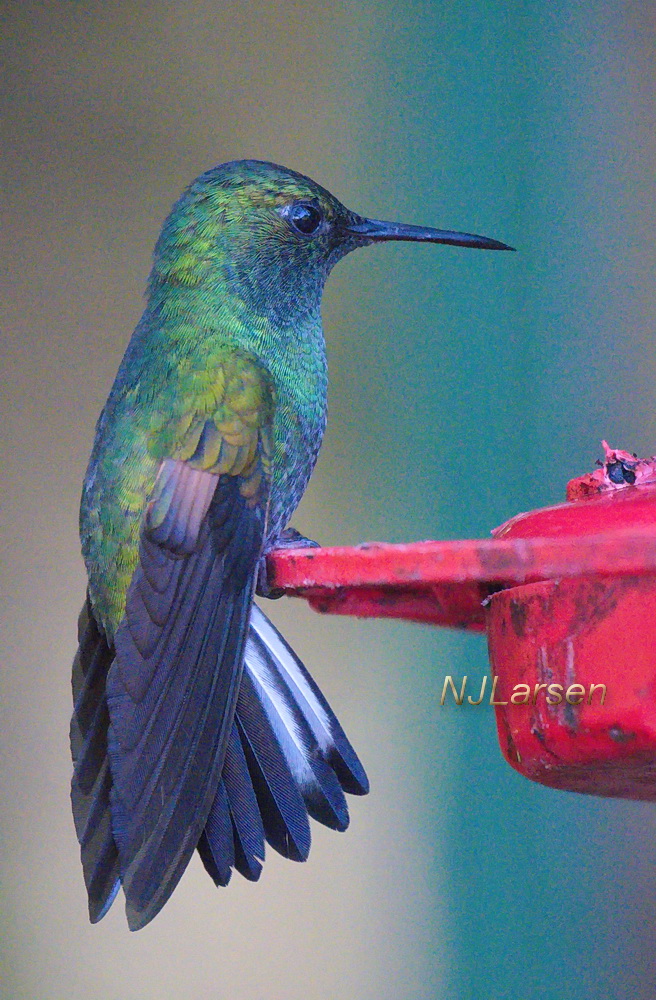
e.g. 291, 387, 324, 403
198, 603, 368, 885
71, 599, 368, 921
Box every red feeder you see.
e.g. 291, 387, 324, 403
268, 444, 656, 802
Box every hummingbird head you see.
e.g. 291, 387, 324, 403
150, 160, 513, 327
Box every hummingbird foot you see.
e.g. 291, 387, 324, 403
276, 526, 321, 550
256, 527, 320, 599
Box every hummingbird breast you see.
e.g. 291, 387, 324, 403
265, 335, 328, 543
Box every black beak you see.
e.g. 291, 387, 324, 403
344, 217, 514, 251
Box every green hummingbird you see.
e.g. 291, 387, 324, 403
70, 159, 513, 931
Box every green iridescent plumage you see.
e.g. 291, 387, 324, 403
71, 159, 513, 929
81, 161, 356, 634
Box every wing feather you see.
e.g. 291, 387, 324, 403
107, 472, 263, 930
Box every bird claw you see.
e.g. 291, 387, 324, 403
275, 527, 321, 550
255, 527, 320, 599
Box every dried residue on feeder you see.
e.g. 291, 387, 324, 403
567, 441, 656, 501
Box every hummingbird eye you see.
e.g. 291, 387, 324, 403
285, 202, 323, 236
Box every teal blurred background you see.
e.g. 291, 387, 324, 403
2, 2, 656, 997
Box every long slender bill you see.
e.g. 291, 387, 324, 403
345, 217, 514, 251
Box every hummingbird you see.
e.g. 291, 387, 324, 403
70, 159, 513, 931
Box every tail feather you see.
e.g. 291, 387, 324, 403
197, 780, 234, 887
197, 602, 369, 883
249, 605, 369, 795
222, 722, 265, 881
235, 669, 311, 862
245, 627, 349, 831
83, 804, 122, 922
70, 597, 121, 922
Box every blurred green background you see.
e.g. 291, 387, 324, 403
2, 2, 656, 998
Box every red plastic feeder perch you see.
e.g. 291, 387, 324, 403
268, 444, 656, 803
